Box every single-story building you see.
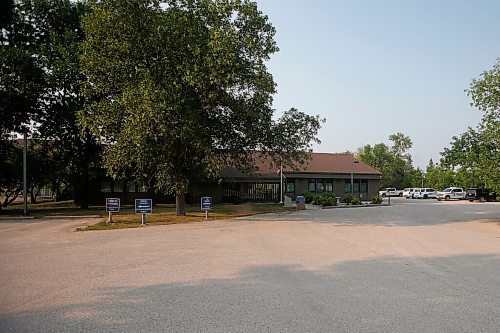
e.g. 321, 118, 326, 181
212, 153, 382, 203
90, 153, 381, 205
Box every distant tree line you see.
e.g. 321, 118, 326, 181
356, 59, 499, 195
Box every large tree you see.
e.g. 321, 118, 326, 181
465, 58, 500, 194
1, 0, 100, 208
356, 132, 414, 189
424, 159, 455, 191
439, 59, 500, 194
32, 0, 101, 208
81, 0, 323, 215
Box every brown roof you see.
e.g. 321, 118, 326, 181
284, 153, 381, 175
222, 153, 381, 178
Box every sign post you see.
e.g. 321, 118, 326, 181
200, 197, 212, 220
106, 198, 120, 223
135, 199, 152, 225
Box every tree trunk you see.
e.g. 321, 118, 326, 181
176, 191, 186, 216
79, 169, 89, 209
55, 186, 61, 201
29, 190, 36, 204
3, 190, 19, 207
51, 180, 61, 201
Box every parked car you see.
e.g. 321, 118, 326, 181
403, 188, 418, 199
379, 188, 403, 197
436, 187, 465, 201
410, 188, 422, 199
414, 188, 437, 199
465, 188, 497, 202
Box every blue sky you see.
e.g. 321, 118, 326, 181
255, 0, 500, 168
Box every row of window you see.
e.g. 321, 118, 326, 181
101, 181, 148, 193
344, 180, 368, 193
285, 179, 369, 194
222, 182, 280, 201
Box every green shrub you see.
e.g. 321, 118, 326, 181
342, 194, 361, 205
302, 192, 338, 206
302, 191, 315, 204
312, 194, 321, 205
371, 195, 383, 204
342, 194, 354, 204
318, 192, 337, 206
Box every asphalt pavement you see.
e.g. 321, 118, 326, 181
1, 198, 499, 332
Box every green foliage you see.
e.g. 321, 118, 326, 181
0, 47, 45, 135
0, 136, 22, 209
424, 160, 456, 191
302, 191, 315, 204
312, 194, 320, 205
430, 59, 499, 195
357, 132, 414, 189
1, 0, 100, 208
81, 0, 323, 215
342, 194, 360, 205
371, 195, 383, 204
464, 59, 500, 194
406, 168, 424, 188
304, 192, 337, 206
316, 192, 337, 206
467, 58, 500, 120
437, 59, 499, 195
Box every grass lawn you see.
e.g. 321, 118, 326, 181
1, 200, 104, 217
0, 200, 293, 231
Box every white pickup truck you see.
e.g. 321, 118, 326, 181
378, 188, 403, 197
436, 187, 466, 201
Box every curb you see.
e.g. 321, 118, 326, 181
321, 204, 388, 209
43, 215, 102, 219
0, 215, 36, 220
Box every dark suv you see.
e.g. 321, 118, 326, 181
465, 188, 497, 202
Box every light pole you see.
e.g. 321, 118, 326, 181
23, 131, 28, 216
351, 159, 359, 197
279, 160, 283, 204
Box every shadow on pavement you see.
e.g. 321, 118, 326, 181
1, 253, 499, 332
239, 202, 500, 227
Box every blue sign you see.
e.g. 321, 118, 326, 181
106, 198, 120, 212
201, 197, 212, 210
135, 199, 152, 214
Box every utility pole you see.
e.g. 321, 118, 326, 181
279, 160, 283, 204
351, 159, 359, 196
23, 131, 28, 216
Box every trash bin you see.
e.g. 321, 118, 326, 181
296, 195, 306, 210
336, 197, 341, 205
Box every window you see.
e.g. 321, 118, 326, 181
308, 179, 316, 192
325, 180, 333, 192
101, 181, 112, 193
286, 179, 295, 193
344, 180, 351, 193
360, 180, 367, 193
114, 181, 124, 193
344, 179, 368, 193
353, 182, 360, 193
126, 182, 136, 193
316, 179, 324, 193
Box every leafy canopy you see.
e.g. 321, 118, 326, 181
81, 0, 323, 213
356, 132, 413, 189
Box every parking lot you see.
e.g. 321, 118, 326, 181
1, 199, 499, 332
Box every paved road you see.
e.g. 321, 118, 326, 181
1, 199, 499, 332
